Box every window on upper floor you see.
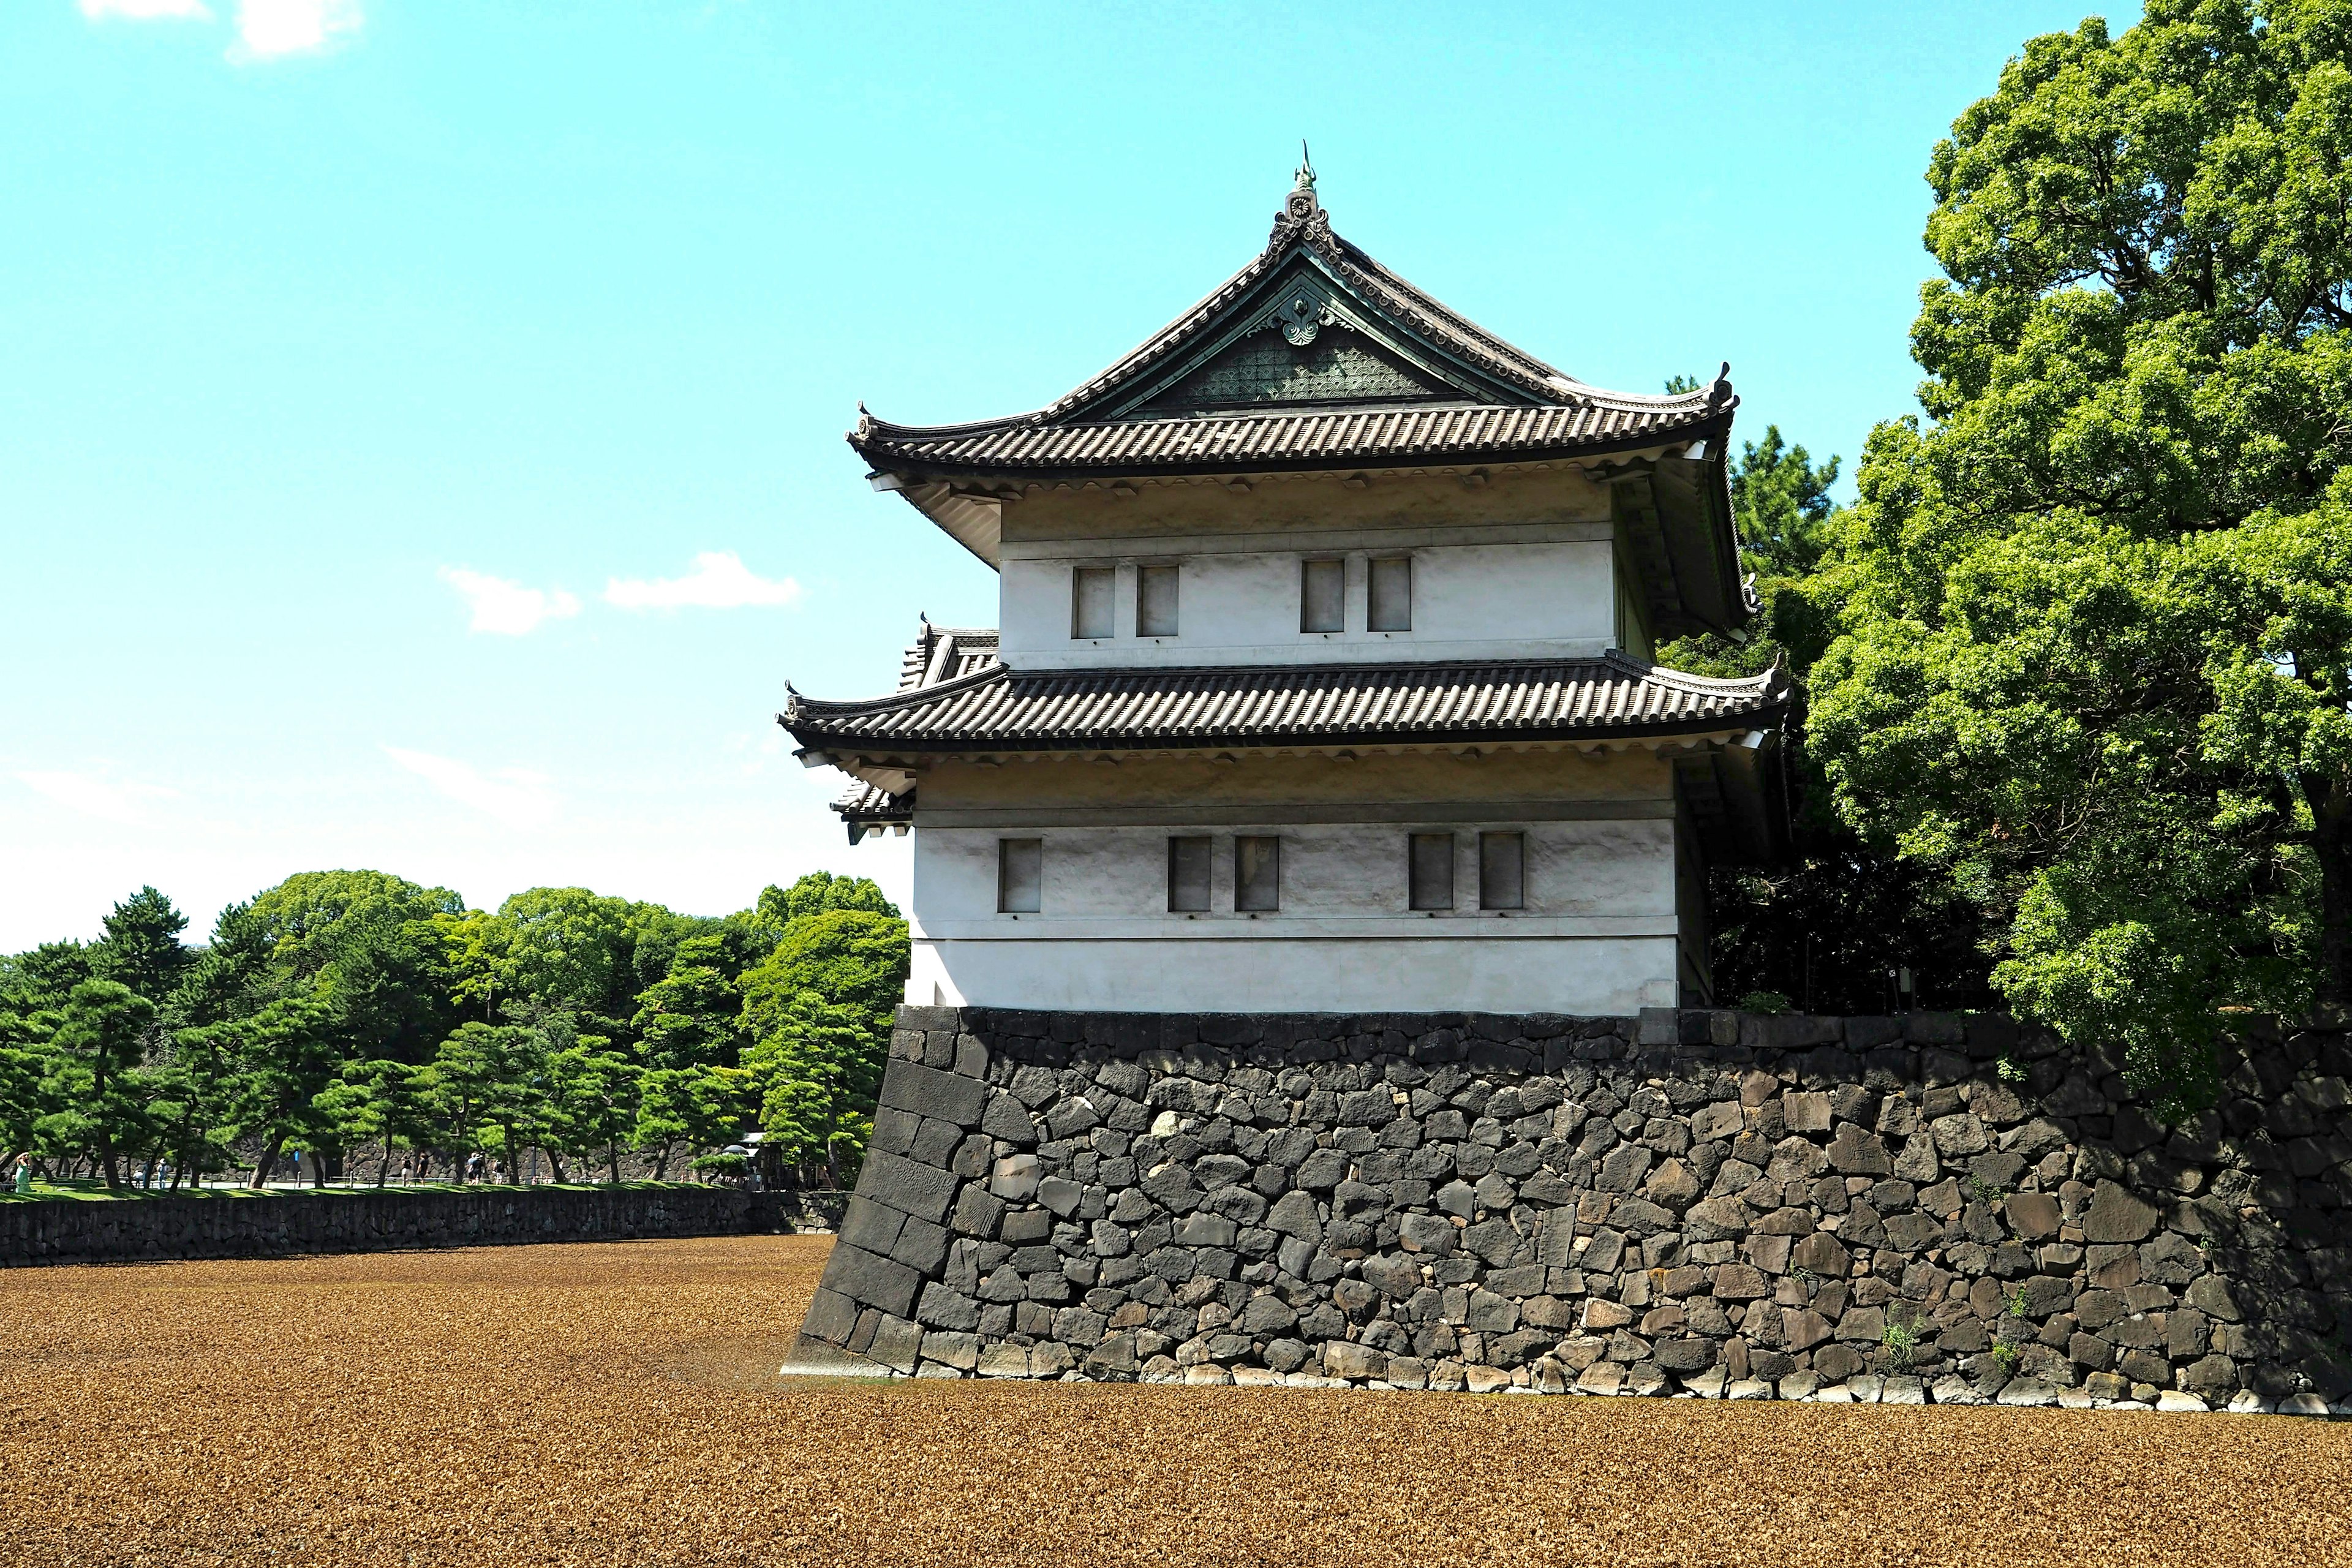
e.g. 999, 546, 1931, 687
1137, 563, 1180, 637
1369, 556, 1412, 632
1480, 831, 1525, 910
1300, 558, 1344, 633
1234, 835, 1280, 912
1167, 835, 1211, 912
1408, 832, 1453, 910
1072, 567, 1115, 639
998, 838, 1042, 913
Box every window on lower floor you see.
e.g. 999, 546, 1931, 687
1071, 567, 1115, 639
1137, 563, 1180, 637
1480, 831, 1525, 910
1369, 556, 1412, 631
1408, 832, 1454, 910
1235, 835, 1280, 912
1300, 558, 1344, 632
998, 838, 1042, 913
1167, 835, 1211, 912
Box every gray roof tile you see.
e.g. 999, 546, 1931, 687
789, 650, 1785, 755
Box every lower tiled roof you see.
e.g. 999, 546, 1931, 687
786, 652, 1786, 756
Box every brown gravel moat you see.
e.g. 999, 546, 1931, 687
2, 1235, 2346, 1568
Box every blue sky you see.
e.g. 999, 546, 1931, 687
0, 0, 2132, 951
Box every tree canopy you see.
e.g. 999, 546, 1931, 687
1, 869, 907, 1189
1804, 0, 2352, 1109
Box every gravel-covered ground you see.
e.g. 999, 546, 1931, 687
2, 1236, 2345, 1567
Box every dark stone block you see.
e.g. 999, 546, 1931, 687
801, 1287, 859, 1347
881, 1061, 989, 1129
891, 1216, 953, 1275
861, 1150, 960, 1225
951, 1185, 1006, 1240
819, 1243, 922, 1319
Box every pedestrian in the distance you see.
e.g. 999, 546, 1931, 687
13, 1154, 31, 1196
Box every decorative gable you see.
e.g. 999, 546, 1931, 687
1131, 325, 1453, 415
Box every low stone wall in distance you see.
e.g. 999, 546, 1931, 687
793, 1006, 2352, 1412
0, 1185, 840, 1267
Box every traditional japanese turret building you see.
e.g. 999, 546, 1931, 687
783, 160, 1789, 1015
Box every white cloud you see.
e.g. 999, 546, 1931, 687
79, 0, 213, 18
14, 770, 178, 826
605, 551, 803, 611
382, 747, 556, 829
228, 0, 361, 60
440, 567, 582, 636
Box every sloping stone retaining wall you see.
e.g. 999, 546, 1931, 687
792, 1006, 2352, 1412
0, 1185, 835, 1266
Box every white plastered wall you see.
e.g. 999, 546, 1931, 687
902, 813, 1685, 1014
998, 531, 1619, 669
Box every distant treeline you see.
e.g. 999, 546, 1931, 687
0, 870, 908, 1191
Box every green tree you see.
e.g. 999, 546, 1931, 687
496, 888, 637, 1020
756, 871, 900, 928
1806, 2, 2352, 1110
167, 901, 273, 1030
744, 990, 884, 1187
423, 1022, 536, 1180
93, 886, 192, 1005
631, 939, 749, 1075
229, 993, 342, 1187
242, 872, 464, 1063
1646, 421, 1995, 1012
545, 1038, 641, 1183
314, 1058, 435, 1185
35, 980, 156, 1188
740, 910, 910, 1040
631, 1065, 750, 1181
0, 941, 95, 1019
141, 1024, 244, 1187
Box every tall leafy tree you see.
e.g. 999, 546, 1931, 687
1806, 2, 2352, 1109
631, 936, 750, 1074
1, 941, 95, 1019
1653, 423, 1997, 1012
741, 910, 911, 1041
496, 888, 638, 1022
756, 872, 901, 927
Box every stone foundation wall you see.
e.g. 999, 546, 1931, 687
0, 1185, 831, 1267
792, 1006, 2352, 1411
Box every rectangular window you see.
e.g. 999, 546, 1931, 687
1300, 558, 1344, 633
1234, 835, 1280, 912
1072, 567, 1115, 639
1479, 831, 1525, 910
1137, 563, 1180, 637
1409, 832, 1455, 911
1167, 835, 1211, 912
1369, 556, 1412, 631
997, 838, 1042, 913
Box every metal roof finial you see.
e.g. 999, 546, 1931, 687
1274, 139, 1325, 242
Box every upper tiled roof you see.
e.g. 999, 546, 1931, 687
786, 651, 1786, 756
851, 399, 1724, 478
848, 170, 1734, 482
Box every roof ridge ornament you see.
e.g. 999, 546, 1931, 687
1269, 139, 1333, 252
